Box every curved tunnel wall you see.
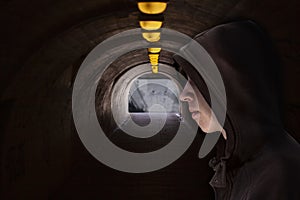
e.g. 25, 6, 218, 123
0, 6, 211, 198
1, 0, 300, 199
1, 11, 144, 199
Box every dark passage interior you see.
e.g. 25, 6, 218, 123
1, 0, 300, 199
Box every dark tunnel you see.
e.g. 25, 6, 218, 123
1, 0, 300, 199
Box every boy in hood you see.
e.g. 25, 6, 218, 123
174, 20, 300, 200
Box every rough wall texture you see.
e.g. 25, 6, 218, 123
0, 0, 299, 199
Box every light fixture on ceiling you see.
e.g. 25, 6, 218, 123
140, 21, 163, 30
142, 32, 161, 42
152, 65, 159, 73
149, 53, 159, 65
148, 48, 161, 53
138, 2, 168, 14
137, 1, 168, 73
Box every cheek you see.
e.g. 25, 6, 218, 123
197, 110, 217, 133
197, 101, 212, 118
194, 94, 210, 114
198, 112, 211, 128
189, 101, 198, 110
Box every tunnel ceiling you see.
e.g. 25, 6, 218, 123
1, 0, 300, 100
0, 0, 300, 199
1, 0, 299, 130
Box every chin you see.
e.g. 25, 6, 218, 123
201, 128, 213, 133
199, 121, 218, 133
198, 123, 210, 133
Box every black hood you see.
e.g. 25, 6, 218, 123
174, 20, 284, 169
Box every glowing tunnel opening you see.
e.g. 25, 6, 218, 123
128, 73, 180, 113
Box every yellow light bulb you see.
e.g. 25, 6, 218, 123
138, 2, 167, 14
140, 21, 163, 30
148, 48, 161, 53
149, 53, 159, 59
142, 32, 161, 42
149, 53, 159, 65
150, 58, 158, 61
150, 58, 158, 62
151, 61, 159, 65
152, 65, 159, 73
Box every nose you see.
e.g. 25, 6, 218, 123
179, 83, 193, 102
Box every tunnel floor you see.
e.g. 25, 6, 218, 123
52, 113, 214, 200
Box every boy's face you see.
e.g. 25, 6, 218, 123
179, 79, 222, 134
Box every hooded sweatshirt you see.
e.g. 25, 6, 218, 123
174, 20, 300, 200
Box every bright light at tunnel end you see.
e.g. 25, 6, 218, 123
71, 27, 227, 173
